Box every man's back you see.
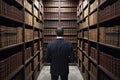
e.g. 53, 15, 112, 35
45, 27, 75, 80
45, 38, 75, 76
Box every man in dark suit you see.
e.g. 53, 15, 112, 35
45, 27, 75, 80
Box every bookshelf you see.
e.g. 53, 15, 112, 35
77, 0, 120, 80
43, 0, 78, 60
0, 0, 44, 80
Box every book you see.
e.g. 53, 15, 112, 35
25, 28, 33, 42
0, 51, 22, 80
99, 0, 120, 22
25, 47, 32, 62
99, 25, 120, 47
0, 0, 23, 21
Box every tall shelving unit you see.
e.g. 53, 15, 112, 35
77, 0, 120, 80
43, 0, 78, 61
0, 0, 44, 80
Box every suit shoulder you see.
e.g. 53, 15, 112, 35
64, 40, 72, 45
47, 40, 56, 45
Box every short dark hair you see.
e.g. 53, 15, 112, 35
56, 27, 63, 36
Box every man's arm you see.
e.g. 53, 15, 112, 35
69, 43, 75, 63
44, 44, 51, 63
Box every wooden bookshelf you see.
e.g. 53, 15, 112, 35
0, 0, 44, 80
43, 0, 78, 62
77, 0, 120, 80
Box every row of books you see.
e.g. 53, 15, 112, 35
82, 17, 88, 28
83, 31, 88, 39
99, 0, 120, 22
34, 42, 39, 54
0, 0, 23, 22
61, 21, 77, 27
44, 2, 77, 7
78, 32, 82, 38
14, 71, 24, 80
44, 29, 77, 35
34, 31, 39, 39
25, 28, 33, 42
83, 42, 88, 54
34, 56, 39, 69
34, 7, 39, 18
84, 7, 88, 18
25, 62, 32, 77
60, 13, 77, 19
34, 17, 40, 28
0, 51, 22, 80
90, 62, 97, 77
15, 0, 23, 5
99, 26, 120, 47
25, 0, 32, 13
89, 28, 97, 41
44, 8, 77, 12
44, 12, 76, 19
83, 55, 88, 69
0, 26, 22, 48
25, 12, 33, 26
90, 47, 97, 61
44, 21, 77, 27
78, 49, 82, 61
44, 36, 76, 42
33, 67, 39, 80
44, 2, 59, 7
99, 51, 120, 79
89, 11, 97, 26
25, 47, 32, 62
90, 0, 97, 13
99, 0, 106, 5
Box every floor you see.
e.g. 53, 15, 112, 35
37, 66, 84, 80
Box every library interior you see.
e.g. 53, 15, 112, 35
0, 0, 120, 80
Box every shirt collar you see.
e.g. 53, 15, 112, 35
57, 36, 63, 39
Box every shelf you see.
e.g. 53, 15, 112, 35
89, 57, 97, 66
25, 23, 33, 29
0, 14, 23, 24
89, 7, 97, 16
83, 51, 89, 58
89, 39, 97, 44
8, 65, 24, 80
98, 42, 120, 51
60, 18, 77, 21
44, 27, 77, 29
44, 34, 77, 36
99, 14, 120, 25
60, 6, 77, 8
82, 62, 89, 72
89, 23, 97, 29
25, 57, 33, 66
34, 51, 39, 58
98, 65, 119, 80
77, 47, 82, 52
25, 8, 33, 16
89, 71, 97, 80
83, 4, 88, 11
99, 0, 116, 9
89, 0, 95, 4
0, 42, 24, 60
44, 18, 59, 21
44, 6, 59, 8
26, 71, 34, 80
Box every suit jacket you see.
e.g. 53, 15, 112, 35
45, 38, 75, 76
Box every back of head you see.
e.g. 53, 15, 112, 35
56, 27, 63, 37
